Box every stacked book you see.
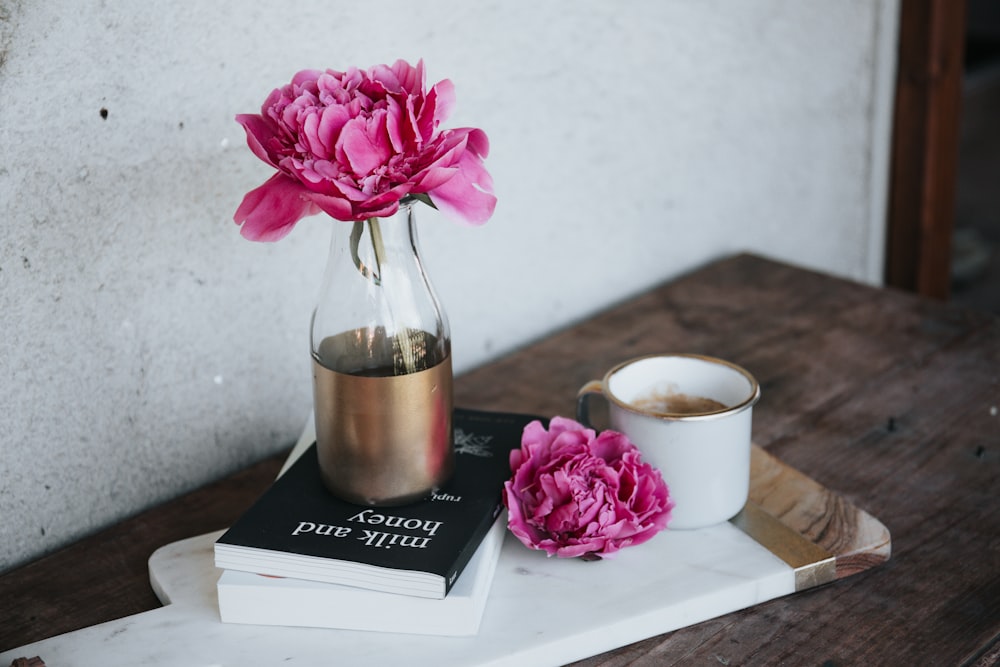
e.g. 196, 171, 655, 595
213, 408, 538, 636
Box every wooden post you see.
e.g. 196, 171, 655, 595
885, 0, 967, 299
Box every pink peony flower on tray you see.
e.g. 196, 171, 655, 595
233, 59, 496, 241
503, 417, 674, 560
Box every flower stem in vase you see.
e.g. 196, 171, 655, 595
351, 216, 419, 376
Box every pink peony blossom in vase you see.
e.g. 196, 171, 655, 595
233, 58, 495, 241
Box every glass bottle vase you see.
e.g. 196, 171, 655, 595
310, 197, 454, 506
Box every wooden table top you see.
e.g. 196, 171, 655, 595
2, 253, 998, 665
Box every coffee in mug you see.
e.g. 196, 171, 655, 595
630, 390, 728, 416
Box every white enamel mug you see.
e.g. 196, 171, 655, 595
577, 354, 761, 530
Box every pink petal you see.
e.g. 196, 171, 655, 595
317, 104, 351, 154
302, 111, 323, 154
419, 79, 455, 140
305, 190, 356, 222
416, 130, 471, 172
401, 94, 421, 150
337, 115, 390, 176
519, 420, 550, 450
465, 127, 490, 158
385, 96, 406, 153
412, 166, 458, 192
233, 173, 320, 241
591, 430, 634, 462
389, 58, 423, 95
428, 153, 496, 225
236, 114, 280, 167
352, 198, 401, 221
369, 63, 402, 94
325, 175, 370, 202
291, 69, 323, 87
361, 184, 413, 211
556, 540, 604, 559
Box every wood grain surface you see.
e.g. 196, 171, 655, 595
2, 253, 998, 666
746, 444, 890, 580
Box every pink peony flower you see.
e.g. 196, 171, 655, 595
503, 417, 673, 560
233, 59, 496, 241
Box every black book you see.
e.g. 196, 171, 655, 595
214, 408, 540, 599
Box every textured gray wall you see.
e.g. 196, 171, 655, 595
0, 1, 899, 572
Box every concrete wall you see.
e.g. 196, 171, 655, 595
0, 1, 899, 572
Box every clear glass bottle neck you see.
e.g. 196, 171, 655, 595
310, 200, 450, 375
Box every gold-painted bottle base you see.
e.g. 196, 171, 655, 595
311, 330, 454, 506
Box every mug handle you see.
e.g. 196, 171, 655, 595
575, 380, 606, 430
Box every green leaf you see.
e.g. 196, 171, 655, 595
411, 193, 437, 210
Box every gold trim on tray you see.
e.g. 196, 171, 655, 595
730, 501, 837, 591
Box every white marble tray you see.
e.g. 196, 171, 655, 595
1, 444, 890, 666
2, 521, 796, 667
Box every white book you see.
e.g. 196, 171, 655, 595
217, 513, 506, 636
